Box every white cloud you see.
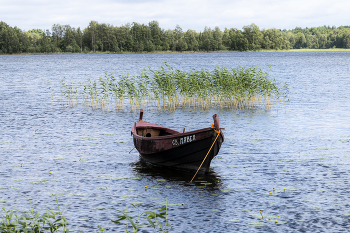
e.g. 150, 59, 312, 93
1, 0, 349, 32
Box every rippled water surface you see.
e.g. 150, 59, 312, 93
1, 52, 350, 232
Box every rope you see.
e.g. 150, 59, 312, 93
129, 147, 135, 153
190, 129, 220, 183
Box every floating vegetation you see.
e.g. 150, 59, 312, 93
59, 62, 289, 111
159, 202, 182, 206
75, 158, 87, 162
14, 179, 34, 182
29, 179, 52, 184
110, 177, 142, 180
241, 209, 252, 212
202, 182, 213, 186
0, 186, 17, 190
221, 189, 231, 192
114, 194, 138, 198
127, 189, 137, 192
248, 222, 266, 227
275, 221, 286, 224
131, 202, 143, 205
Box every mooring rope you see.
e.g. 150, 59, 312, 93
129, 147, 135, 153
190, 129, 221, 183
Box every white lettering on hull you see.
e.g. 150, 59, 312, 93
172, 134, 196, 147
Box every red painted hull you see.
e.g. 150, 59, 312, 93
131, 111, 224, 173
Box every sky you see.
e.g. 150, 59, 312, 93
1, 0, 350, 32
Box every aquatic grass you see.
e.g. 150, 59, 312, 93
0, 198, 68, 233
48, 78, 54, 105
58, 62, 289, 112
99, 72, 115, 111
60, 77, 77, 108
112, 199, 171, 232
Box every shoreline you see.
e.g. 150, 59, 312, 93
1, 48, 350, 56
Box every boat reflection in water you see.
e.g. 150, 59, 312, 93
131, 109, 224, 174
131, 160, 222, 188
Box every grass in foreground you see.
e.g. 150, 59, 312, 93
0, 199, 171, 233
0, 199, 67, 233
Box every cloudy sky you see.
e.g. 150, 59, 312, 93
1, 0, 350, 32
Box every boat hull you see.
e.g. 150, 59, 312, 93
132, 127, 224, 173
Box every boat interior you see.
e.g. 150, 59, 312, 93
136, 127, 173, 137
134, 109, 182, 138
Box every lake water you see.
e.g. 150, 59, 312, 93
1, 52, 350, 232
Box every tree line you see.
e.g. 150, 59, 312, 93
1, 20, 350, 54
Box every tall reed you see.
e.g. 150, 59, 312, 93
59, 62, 289, 111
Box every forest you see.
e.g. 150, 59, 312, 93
1, 20, 350, 54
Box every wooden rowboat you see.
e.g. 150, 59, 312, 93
131, 109, 224, 173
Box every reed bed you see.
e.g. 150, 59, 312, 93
59, 62, 289, 111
